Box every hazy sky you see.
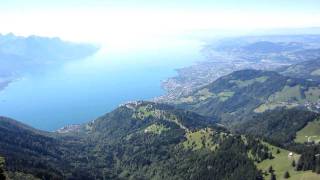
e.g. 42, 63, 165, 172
1, 0, 320, 49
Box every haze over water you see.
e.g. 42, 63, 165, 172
0, 38, 204, 131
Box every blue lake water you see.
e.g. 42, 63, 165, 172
0, 39, 204, 131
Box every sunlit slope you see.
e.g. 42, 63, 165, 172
280, 59, 320, 82
295, 118, 320, 144
258, 143, 320, 180
175, 69, 320, 126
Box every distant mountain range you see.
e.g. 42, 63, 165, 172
0, 33, 99, 63
0, 33, 99, 91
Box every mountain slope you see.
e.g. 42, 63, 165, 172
0, 102, 271, 180
295, 117, 320, 144
280, 58, 320, 82
0, 116, 87, 179
257, 142, 320, 180
174, 69, 320, 126
1, 101, 319, 179
235, 108, 318, 144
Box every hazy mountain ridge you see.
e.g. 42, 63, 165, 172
0, 33, 99, 91
0, 33, 99, 63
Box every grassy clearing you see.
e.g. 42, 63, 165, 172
183, 128, 218, 151
289, 171, 320, 180
266, 85, 320, 104
131, 105, 187, 131
230, 76, 269, 88
269, 85, 303, 102
304, 87, 320, 102
196, 88, 215, 101
295, 118, 320, 144
218, 91, 235, 102
132, 105, 158, 120
144, 124, 170, 135
254, 85, 320, 113
254, 102, 299, 113
178, 96, 195, 103
178, 88, 215, 103
257, 143, 320, 180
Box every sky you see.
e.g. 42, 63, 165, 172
0, 0, 320, 49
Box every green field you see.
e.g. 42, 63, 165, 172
218, 91, 234, 101
257, 143, 320, 180
196, 88, 215, 101
254, 102, 299, 113
269, 85, 303, 102
177, 88, 215, 103
144, 124, 170, 135
132, 105, 158, 120
254, 85, 303, 113
304, 87, 320, 102
254, 85, 320, 113
183, 128, 218, 151
178, 96, 195, 103
295, 118, 320, 144
230, 76, 269, 88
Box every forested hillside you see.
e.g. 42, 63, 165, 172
235, 108, 318, 144
280, 58, 320, 82
0, 102, 273, 180
174, 69, 320, 127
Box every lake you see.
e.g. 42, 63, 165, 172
0, 38, 204, 131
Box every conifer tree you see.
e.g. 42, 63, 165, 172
284, 171, 290, 179
270, 173, 276, 180
268, 166, 274, 173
